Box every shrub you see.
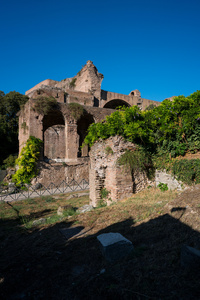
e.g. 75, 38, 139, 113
2, 155, 17, 169
68, 103, 84, 120
172, 159, 200, 185
32, 97, 58, 115
84, 90, 200, 158
118, 148, 154, 179
12, 136, 43, 185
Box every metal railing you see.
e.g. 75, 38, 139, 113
0, 179, 89, 202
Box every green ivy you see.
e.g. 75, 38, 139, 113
12, 136, 43, 185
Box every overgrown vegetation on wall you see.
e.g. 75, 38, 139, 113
32, 96, 58, 115
69, 78, 77, 88
84, 90, 200, 185
118, 148, 154, 179
68, 103, 84, 120
12, 136, 43, 185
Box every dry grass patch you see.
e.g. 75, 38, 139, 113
76, 188, 178, 235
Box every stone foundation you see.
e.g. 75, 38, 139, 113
32, 158, 89, 187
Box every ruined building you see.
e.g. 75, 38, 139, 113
18, 61, 160, 184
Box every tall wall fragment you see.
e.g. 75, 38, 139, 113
89, 136, 151, 207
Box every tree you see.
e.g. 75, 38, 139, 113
0, 91, 29, 166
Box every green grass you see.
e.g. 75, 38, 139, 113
0, 191, 89, 230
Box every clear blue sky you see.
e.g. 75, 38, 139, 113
1, 0, 200, 102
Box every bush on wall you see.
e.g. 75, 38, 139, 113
32, 97, 58, 115
84, 90, 200, 185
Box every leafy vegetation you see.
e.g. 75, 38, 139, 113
69, 78, 77, 88
12, 136, 43, 185
2, 154, 17, 169
172, 159, 200, 185
98, 188, 110, 207
84, 90, 200, 185
68, 103, 84, 120
0, 91, 29, 166
32, 96, 58, 115
158, 182, 168, 191
105, 146, 113, 155
84, 91, 200, 156
118, 148, 154, 179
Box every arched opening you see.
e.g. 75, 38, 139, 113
43, 110, 65, 160
103, 99, 130, 109
77, 113, 95, 157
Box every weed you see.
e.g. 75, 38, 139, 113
68, 103, 84, 120
98, 188, 110, 208
100, 188, 110, 199
46, 215, 62, 224
69, 78, 77, 88
32, 96, 58, 115
43, 196, 54, 203
97, 199, 107, 208
105, 146, 113, 155
158, 182, 168, 192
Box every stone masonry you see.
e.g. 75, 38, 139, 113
18, 61, 167, 183
89, 136, 151, 207
20, 60, 161, 162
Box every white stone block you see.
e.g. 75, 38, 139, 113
97, 232, 134, 262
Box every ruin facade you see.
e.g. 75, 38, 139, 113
20, 60, 160, 161
18, 61, 160, 184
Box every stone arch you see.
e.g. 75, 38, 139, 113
103, 99, 131, 109
77, 113, 95, 157
43, 110, 65, 160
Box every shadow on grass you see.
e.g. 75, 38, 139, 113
0, 212, 200, 300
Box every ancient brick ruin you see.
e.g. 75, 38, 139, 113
18, 60, 160, 185
89, 136, 152, 207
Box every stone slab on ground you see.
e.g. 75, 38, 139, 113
181, 245, 200, 269
77, 204, 93, 213
59, 226, 85, 240
97, 232, 134, 263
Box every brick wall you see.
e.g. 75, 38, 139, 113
89, 136, 151, 207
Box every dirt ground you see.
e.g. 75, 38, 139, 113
0, 186, 200, 300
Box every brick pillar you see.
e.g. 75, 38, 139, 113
65, 122, 79, 161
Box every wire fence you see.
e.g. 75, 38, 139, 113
0, 179, 89, 202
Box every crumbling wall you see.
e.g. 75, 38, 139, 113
89, 136, 151, 207
32, 158, 89, 187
